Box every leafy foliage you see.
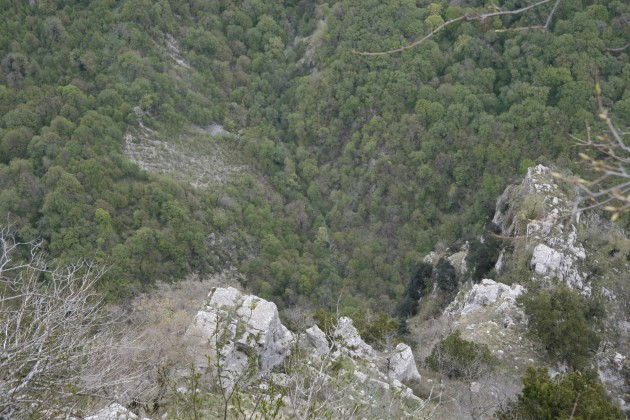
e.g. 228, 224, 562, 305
518, 284, 604, 370
349, 309, 400, 351
497, 367, 623, 419
433, 257, 458, 294
1, 0, 629, 416
0, 0, 629, 316
425, 330, 496, 381
395, 262, 432, 319
466, 228, 501, 283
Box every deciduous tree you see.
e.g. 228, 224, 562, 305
0, 226, 146, 418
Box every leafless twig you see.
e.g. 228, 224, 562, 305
603, 43, 630, 53
354, 0, 561, 56
552, 79, 630, 220
0, 227, 148, 418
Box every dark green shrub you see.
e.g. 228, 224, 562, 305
395, 262, 432, 319
433, 258, 458, 294
425, 330, 496, 381
466, 228, 501, 283
518, 285, 603, 370
497, 367, 623, 419
350, 309, 400, 351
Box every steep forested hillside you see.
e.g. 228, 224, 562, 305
0, 0, 318, 301
1, 0, 628, 315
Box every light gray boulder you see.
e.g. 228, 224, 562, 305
186, 288, 424, 407
84, 404, 145, 420
530, 243, 587, 290
447, 279, 523, 318
187, 287, 293, 381
305, 325, 329, 355
333, 317, 376, 359
388, 343, 421, 382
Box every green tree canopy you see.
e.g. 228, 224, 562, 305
497, 367, 623, 419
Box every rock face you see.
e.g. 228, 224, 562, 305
183, 287, 425, 416
451, 164, 629, 410
407, 165, 630, 415
188, 287, 422, 392
388, 343, 422, 382
85, 288, 424, 419
305, 325, 329, 355
187, 287, 293, 379
492, 165, 589, 292
84, 404, 144, 420
446, 279, 524, 319
333, 316, 376, 359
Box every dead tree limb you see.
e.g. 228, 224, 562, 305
552, 78, 630, 220
603, 43, 630, 53
353, 0, 561, 56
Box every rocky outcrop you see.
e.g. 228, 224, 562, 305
448, 242, 469, 277
333, 316, 376, 359
188, 287, 422, 394
446, 279, 524, 320
187, 287, 293, 379
492, 165, 589, 292
305, 325, 329, 355
388, 343, 422, 382
530, 242, 586, 290
84, 404, 147, 420
445, 164, 629, 411
435, 167, 582, 362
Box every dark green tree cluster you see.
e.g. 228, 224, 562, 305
425, 330, 496, 381
497, 367, 623, 419
274, 0, 630, 312
466, 226, 502, 283
518, 284, 604, 371
395, 261, 432, 321
432, 257, 458, 295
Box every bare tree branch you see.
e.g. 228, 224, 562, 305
354, 0, 561, 56
0, 227, 150, 418
552, 80, 630, 220
603, 43, 630, 53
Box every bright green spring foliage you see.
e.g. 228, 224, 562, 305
497, 367, 623, 419
1, 0, 629, 313
0, 0, 318, 301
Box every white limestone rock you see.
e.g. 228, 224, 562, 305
492, 165, 591, 292
85, 404, 141, 420
187, 287, 293, 381
494, 249, 505, 273
530, 244, 587, 290
442, 164, 629, 409
448, 242, 469, 277
305, 325, 329, 355
388, 343, 421, 382
447, 279, 523, 318
186, 289, 425, 408
333, 317, 376, 359
423, 251, 438, 264
493, 165, 557, 236
209, 286, 241, 308
354, 370, 368, 383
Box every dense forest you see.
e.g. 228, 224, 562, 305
1, 0, 629, 317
